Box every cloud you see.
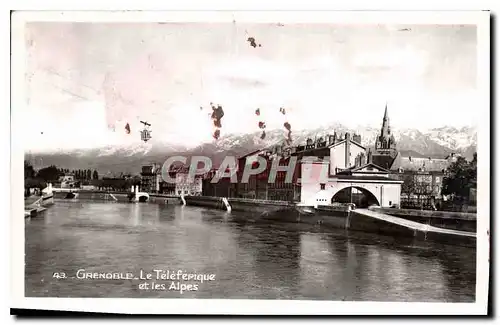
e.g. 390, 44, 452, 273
353, 47, 429, 77
207, 57, 292, 85
23, 23, 478, 151
220, 76, 267, 89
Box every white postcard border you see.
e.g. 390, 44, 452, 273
10, 9, 490, 315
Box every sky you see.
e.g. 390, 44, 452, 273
22, 22, 478, 152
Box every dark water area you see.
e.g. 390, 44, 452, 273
25, 201, 476, 301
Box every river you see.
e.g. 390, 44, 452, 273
25, 200, 476, 301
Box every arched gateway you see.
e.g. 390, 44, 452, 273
331, 186, 380, 208
300, 163, 403, 208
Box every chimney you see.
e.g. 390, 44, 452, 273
345, 133, 351, 167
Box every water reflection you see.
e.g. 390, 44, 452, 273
25, 201, 476, 301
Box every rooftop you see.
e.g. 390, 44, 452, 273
391, 154, 451, 172
371, 155, 397, 170
333, 175, 401, 181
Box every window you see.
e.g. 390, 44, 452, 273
177, 191, 181, 195
435, 176, 441, 183
320, 183, 326, 190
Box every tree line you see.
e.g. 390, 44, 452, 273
25, 161, 143, 195
441, 153, 477, 209
57, 168, 99, 181
25, 164, 101, 183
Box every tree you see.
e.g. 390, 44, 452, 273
24, 160, 38, 197
87, 169, 92, 180
37, 165, 61, 182
24, 160, 35, 179
131, 175, 142, 186
442, 154, 477, 202
92, 170, 99, 180
24, 177, 47, 197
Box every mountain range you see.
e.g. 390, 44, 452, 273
25, 124, 477, 176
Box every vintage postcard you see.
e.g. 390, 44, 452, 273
10, 10, 490, 315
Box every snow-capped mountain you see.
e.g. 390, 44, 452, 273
25, 124, 477, 174
423, 126, 478, 151
190, 124, 477, 160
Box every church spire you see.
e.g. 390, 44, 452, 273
381, 103, 390, 136
374, 103, 398, 159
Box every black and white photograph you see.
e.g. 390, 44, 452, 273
10, 10, 490, 315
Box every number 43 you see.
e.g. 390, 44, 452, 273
52, 272, 67, 279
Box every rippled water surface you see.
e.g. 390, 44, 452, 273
25, 201, 476, 301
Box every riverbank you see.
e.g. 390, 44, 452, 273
182, 196, 476, 248
53, 190, 180, 205
184, 196, 300, 223
24, 193, 54, 218
50, 191, 476, 247
369, 207, 477, 232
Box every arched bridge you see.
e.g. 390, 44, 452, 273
303, 177, 403, 208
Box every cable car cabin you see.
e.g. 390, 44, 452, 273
139, 121, 152, 142
140, 129, 152, 142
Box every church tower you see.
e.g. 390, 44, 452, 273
375, 104, 397, 157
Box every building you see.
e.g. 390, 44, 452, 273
234, 146, 300, 201
158, 165, 203, 196
159, 181, 176, 195
174, 172, 203, 196
202, 168, 235, 197
389, 153, 458, 209
58, 173, 79, 189
299, 160, 403, 208
366, 105, 458, 175
361, 105, 458, 209
198, 105, 462, 209
140, 163, 162, 193
291, 131, 403, 208
228, 130, 401, 207
200, 125, 403, 207
367, 104, 399, 170
293, 132, 365, 174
